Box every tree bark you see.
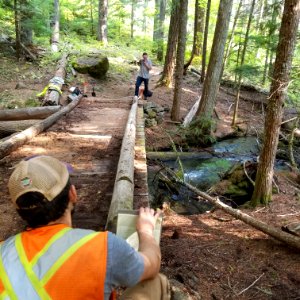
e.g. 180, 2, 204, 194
171, 0, 188, 121
142, 0, 149, 32
0, 95, 82, 159
251, 0, 300, 206
162, 168, 300, 251
0, 106, 60, 121
200, 0, 211, 83
157, 0, 180, 87
97, 0, 108, 44
194, 0, 233, 123
232, 0, 256, 126
51, 0, 60, 52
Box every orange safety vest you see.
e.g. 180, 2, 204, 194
0, 224, 108, 300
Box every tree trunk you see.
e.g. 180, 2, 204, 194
220, 0, 243, 81
171, 0, 188, 121
20, 0, 33, 45
14, 0, 21, 60
251, 0, 300, 206
90, 0, 94, 35
157, 0, 166, 61
97, 0, 108, 44
157, 0, 180, 87
194, 0, 233, 123
195, 0, 205, 56
232, 0, 255, 126
184, 0, 204, 74
0, 95, 83, 159
153, 0, 159, 41
142, 0, 149, 33
51, 0, 60, 52
130, 0, 136, 39
200, 0, 211, 83
0, 106, 60, 121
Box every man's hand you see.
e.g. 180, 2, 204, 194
136, 207, 160, 236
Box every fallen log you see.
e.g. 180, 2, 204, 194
106, 99, 138, 232
183, 96, 201, 127
0, 120, 39, 138
0, 106, 60, 121
43, 53, 68, 106
0, 94, 82, 159
162, 167, 300, 251
147, 151, 212, 161
20, 42, 37, 61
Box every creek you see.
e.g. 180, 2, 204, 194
148, 136, 289, 215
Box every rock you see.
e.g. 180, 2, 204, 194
157, 115, 164, 124
72, 55, 109, 78
170, 279, 194, 300
164, 106, 170, 112
144, 102, 156, 110
153, 106, 165, 113
145, 118, 157, 128
147, 109, 157, 119
15, 82, 27, 89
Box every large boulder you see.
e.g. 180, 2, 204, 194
72, 55, 109, 78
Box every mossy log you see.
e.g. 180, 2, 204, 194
0, 106, 60, 121
0, 120, 39, 138
0, 94, 82, 159
147, 151, 212, 161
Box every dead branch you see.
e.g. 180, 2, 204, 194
243, 161, 255, 187
237, 273, 264, 296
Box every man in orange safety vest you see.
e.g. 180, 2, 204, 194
0, 155, 170, 299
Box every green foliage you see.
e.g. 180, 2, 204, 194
184, 117, 216, 147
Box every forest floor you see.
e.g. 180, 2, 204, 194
0, 51, 299, 300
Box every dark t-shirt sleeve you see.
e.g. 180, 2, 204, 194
104, 232, 144, 296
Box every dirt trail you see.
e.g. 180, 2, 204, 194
0, 82, 133, 239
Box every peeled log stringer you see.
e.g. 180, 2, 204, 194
106, 99, 138, 232
0, 95, 83, 159
162, 167, 300, 251
43, 53, 68, 106
0, 106, 60, 121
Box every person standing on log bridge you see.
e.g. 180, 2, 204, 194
0, 156, 170, 299
134, 52, 152, 101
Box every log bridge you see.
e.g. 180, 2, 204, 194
0, 90, 149, 235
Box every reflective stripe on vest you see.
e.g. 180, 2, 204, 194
0, 228, 99, 299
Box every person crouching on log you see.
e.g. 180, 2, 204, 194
0, 155, 170, 300
134, 52, 152, 101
